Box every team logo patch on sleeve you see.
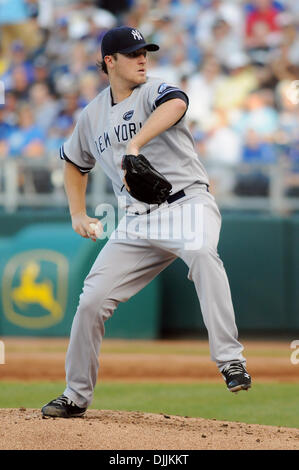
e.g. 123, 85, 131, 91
123, 110, 134, 121
158, 83, 169, 94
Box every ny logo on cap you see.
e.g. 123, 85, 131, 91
131, 29, 143, 41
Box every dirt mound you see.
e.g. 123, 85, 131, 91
0, 408, 298, 450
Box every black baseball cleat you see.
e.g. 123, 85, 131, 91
221, 362, 252, 393
41, 394, 87, 418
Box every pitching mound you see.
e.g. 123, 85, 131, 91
0, 408, 298, 450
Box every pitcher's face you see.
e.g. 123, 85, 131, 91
110, 48, 148, 87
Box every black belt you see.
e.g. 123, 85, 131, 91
166, 188, 185, 204
134, 184, 209, 215
168, 184, 209, 203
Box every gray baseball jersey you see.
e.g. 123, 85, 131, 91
60, 76, 209, 209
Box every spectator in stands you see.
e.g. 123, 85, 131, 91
1, 41, 35, 93
45, 84, 81, 154
206, 109, 242, 166
269, 14, 299, 81
1, 91, 19, 128
83, 10, 116, 58
242, 128, 277, 163
245, 0, 284, 64
6, 40, 32, 70
284, 141, 299, 197
10, 65, 32, 101
1, 104, 45, 158
234, 128, 276, 196
169, 0, 201, 34
0, 0, 299, 204
274, 79, 299, 196
0, 107, 15, 142
51, 41, 97, 97
78, 71, 101, 107
68, 42, 97, 78
185, 55, 225, 129
233, 87, 279, 197
233, 89, 279, 140
0, 44, 8, 77
196, 0, 244, 48
214, 51, 258, 110
148, 13, 179, 65
147, 51, 180, 84
245, 0, 284, 39
33, 55, 55, 92
204, 108, 242, 196
276, 80, 299, 143
0, 0, 30, 56
122, 0, 151, 29
55, 90, 81, 137
207, 17, 244, 68
45, 17, 75, 67
29, 82, 60, 133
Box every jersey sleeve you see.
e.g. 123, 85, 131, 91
59, 110, 96, 174
147, 81, 189, 122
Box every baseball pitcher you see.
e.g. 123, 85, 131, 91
42, 26, 251, 418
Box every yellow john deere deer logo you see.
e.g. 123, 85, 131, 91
2, 250, 68, 329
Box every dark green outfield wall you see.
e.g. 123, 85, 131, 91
0, 212, 298, 337
162, 214, 298, 335
0, 217, 161, 339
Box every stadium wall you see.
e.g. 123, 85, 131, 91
0, 212, 298, 337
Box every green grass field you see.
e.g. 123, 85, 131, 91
0, 381, 298, 429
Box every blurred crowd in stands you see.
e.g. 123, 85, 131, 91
0, 0, 299, 199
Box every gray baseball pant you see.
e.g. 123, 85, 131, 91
64, 186, 246, 407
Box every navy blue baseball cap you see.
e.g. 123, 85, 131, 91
101, 26, 159, 57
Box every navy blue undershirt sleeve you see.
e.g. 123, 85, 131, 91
154, 90, 189, 124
